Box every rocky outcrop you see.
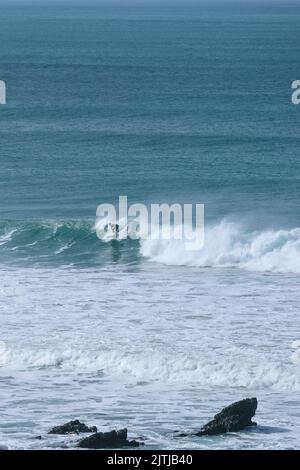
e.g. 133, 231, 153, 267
48, 420, 97, 435
77, 428, 142, 449
195, 398, 257, 436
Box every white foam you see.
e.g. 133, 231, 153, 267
140, 221, 300, 273
0, 229, 17, 246
3, 347, 300, 391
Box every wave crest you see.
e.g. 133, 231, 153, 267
141, 221, 300, 273
1, 219, 300, 272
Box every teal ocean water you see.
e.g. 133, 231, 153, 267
1, 5, 300, 450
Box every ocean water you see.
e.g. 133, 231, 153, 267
1, 4, 300, 450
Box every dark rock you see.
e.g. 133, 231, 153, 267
48, 420, 97, 435
196, 398, 258, 436
34, 435, 43, 440
77, 428, 142, 449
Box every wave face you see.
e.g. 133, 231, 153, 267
0, 220, 139, 267
1, 219, 300, 273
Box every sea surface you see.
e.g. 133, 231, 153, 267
1, 4, 300, 449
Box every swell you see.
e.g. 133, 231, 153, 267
1, 219, 300, 273
0, 220, 139, 266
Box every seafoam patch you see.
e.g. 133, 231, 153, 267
0, 340, 6, 364
291, 340, 300, 364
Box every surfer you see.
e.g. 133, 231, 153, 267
110, 223, 120, 234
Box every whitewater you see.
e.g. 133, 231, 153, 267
1, 220, 300, 449
1, 219, 300, 273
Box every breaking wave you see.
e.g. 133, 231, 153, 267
1, 219, 300, 272
141, 221, 300, 273
2, 346, 300, 391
